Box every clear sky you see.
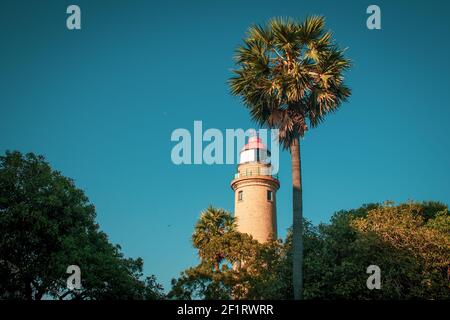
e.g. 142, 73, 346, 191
1, 0, 450, 291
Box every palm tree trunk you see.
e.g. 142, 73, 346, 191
290, 137, 303, 300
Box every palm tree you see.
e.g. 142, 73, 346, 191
229, 16, 351, 299
192, 206, 236, 270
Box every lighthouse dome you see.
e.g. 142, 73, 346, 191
239, 136, 271, 164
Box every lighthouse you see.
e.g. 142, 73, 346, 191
230, 134, 280, 243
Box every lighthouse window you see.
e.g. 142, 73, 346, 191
238, 191, 243, 201
267, 190, 273, 202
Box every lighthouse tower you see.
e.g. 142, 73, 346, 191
230, 134, 280, 243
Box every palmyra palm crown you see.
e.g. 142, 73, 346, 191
192, 206, 235, 254
229, 16, 351, 148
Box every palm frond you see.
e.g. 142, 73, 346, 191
229, 16, 351, 148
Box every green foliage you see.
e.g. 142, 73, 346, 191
348, 203, 450, 299
192, 206, 236, 267
169, 207, 288, 299
0, 151, 164, 300
303, 201, 449, 299
229, 16, 351, 148
171, 202, 450, 299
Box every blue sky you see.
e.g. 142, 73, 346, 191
1, 0, 450, 290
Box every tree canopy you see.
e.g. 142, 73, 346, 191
229, 16, 351, 147
169, 206, 287, 299
170, 202, 450, 299
0, 151, 164, 300
2, 150, 448, 300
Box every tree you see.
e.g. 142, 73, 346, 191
229, 16, 351, 299
192, 206, 236, 271
0, 151, 164, 300
169, 207, 287, 299
350, 202, 450, 298
171, 202, 449, 300
301, 201, 450, 299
